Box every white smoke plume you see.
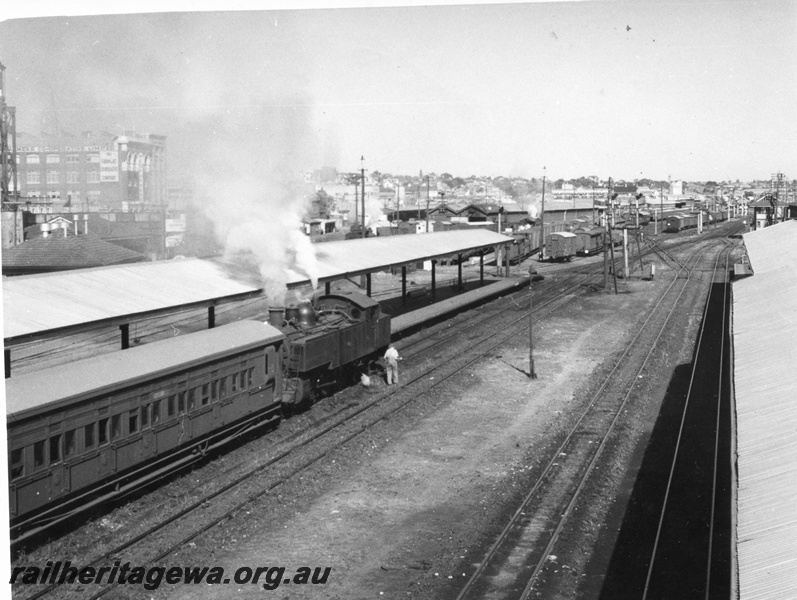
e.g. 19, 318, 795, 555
201, 174, 319, 306
188, 103, 321, 307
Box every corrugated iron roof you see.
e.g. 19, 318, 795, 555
3, 230, 513, 344
733, 219, 797, 599
285, 229, 513, 287
2, 258, 261, 344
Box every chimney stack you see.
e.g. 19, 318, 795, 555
268, 306, 284, 328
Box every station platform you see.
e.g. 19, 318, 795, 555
389, 276, 529, 336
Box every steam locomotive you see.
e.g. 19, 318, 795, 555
7, 292, 391, 531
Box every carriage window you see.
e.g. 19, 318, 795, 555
152, 400, 161, 424
129, 410, 139, 434
85, 423, 96, 449
240, 370, 248, 389
141, 404, 150, 428
188, 388, 196, 411
168, 395, 176, 417
111, 415, 121, 440
33, 441, 46, 469
248, 368, 254, 386
231, 373, 238, 392
98, 418, 109, 445
211, 380, 218, 400
10, 448, 24, 480
264, 355, 269, 374
49, 434, 62, 464
201, 384, 210, 406
219, 377, 227, 398
178, 391, 186, 413
64, 429, 77, 457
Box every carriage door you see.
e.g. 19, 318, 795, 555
97, 415, 117, 476
48, 431, 68, 498
141, 394, 158, 457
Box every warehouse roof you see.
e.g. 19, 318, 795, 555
733, 220, 797, 599
3, 230, 512, 345
2, 234, 148, 274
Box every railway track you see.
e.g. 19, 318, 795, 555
12, 252, 612, 600
453, 227, 742, 600
12, 222, 744, 600
594, 238, 737, 599
639, 239, 734, 599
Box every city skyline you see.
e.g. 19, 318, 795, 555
1, 1, 795, 187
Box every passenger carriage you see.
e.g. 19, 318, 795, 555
7, 321, 285, 522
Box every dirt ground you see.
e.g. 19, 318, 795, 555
11, 233, 722, 600
149, 247, 709, 600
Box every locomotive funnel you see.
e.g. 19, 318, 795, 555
268, 306, 284, 328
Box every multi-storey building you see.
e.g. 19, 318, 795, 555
14, 130, 166, 212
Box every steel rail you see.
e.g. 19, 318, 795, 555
15, 253, 592, 600
456, 234, 735, 600
640, 239, 735, 600
78, 264, 594, 600
704, 244, 732, 600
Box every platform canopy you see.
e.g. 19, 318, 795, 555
285, 229, 513, 289
2, 258, 262, 346
3, 230, 513, 346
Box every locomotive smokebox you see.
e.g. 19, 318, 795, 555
268, 306, 284, 328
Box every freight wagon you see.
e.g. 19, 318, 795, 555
545, 231, 577, 261
665, 214, 700, 232
574, 226, 606, 256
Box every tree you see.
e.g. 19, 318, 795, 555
343, 173, 361, 186
313, 189, 334, 219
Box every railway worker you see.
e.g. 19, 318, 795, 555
384, 343, 401, 385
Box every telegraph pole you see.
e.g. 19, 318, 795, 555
606, 178, 618, 294
528, 265, 538, 379
539, 166, 546, 260
657, 183, 663, 235
772, 172, 784, 223
425, 175, 430, 233
360, 156, 366, 238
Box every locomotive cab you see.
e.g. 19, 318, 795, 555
278, 292, 391, 408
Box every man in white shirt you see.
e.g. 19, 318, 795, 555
383, 343, 401, 385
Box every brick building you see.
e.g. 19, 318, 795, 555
14, 130, 166, 212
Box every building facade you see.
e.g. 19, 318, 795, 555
13, 130, 166, 212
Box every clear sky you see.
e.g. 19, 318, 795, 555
1, 0, 795, 183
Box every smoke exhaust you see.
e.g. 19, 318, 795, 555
268, 306, 284, 328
